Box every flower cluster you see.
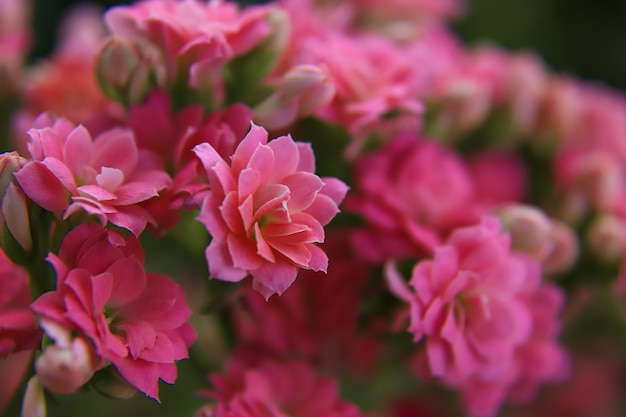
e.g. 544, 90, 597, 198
0, 0, 625, 417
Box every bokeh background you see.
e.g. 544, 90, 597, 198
30, 0, 626, 91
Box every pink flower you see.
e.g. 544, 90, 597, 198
14, 116, 171, 235
198, 356, 366, 417
346, 132, 481, 261
0, 248, 40, 357
128, 89, 254, 232
456, 257, 568, 417
385, 217, 533, 383
193, 123, 348, 299
31, 223, 196, 400
105, 0, 272, 87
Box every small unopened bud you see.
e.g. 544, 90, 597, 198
499, 204, 553, 260
35, 338, 96, 394
499, 204, 578, 274
254, 64, 335, 129
21, 376, 46, 417
95, 37, 158, 105
0, 153, 31, 252
588, 215, 626, 264
543, 220, 579, 275
35, 320, 96, 394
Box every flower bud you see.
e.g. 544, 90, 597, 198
254, 64, 335, 129
95, 37, 159, 105
543, 220, 579, 275
21, 376, 46, 417
0, 152, 31, 253
499, 204, 553, 260
588, 215, 626, 264
35, 320, 96, 394
278, 64, 335, 116
35, 338, 96, 394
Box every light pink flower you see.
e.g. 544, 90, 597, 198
198, 356, 366, 417
31, 223, 196, 400
346, 132, 481, 261
194, 123, 348, 299
14, 116, 171, 235
456, 257, 568, 417
105, 0, 272, 87
0, 248, 40, 357
385, 217, 533, 383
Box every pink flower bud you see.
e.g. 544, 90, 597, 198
499, 204, 553, 260
95, 37, 160, 105
35, 320, 96, 394
276, 64, 335, 115
35, 338, 96, 394
0, 152, 31, 251
254, 64, 335, 130
21, 376, 46, 417
588, 215, 626, 264
543, 220, 579, 275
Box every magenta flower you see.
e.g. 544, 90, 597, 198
31, 223, 196, 400
198, 356, 366, 417
14, 116, 171, 235
386, 217, 533, 383
193, 123, 348, 299
346, 132, 481, 261
105, 0, 271, 87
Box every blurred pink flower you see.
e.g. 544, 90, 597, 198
0, 248, 40, 357
14, 116, 171, 235
457, 257, 568, 417
31, 223, 196, 400
194, 123, 348, 299
346, 132, 481, 261
198, 356, 366, 417
385, 217, 533, 383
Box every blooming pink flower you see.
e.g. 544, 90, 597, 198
455, 257, 568, 417
0, 248, 40, 357
385, 217, 533, 383
128, 89, 254, 232
105, 0, 272, 88
193, 123, 348, 299
198, 356, 366, 417
31, 223, 196, 400
14, 116, 171, 235
346, 132, 481, 261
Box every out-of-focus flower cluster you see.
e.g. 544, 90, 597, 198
1, 0, 626, 417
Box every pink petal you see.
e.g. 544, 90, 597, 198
282, 172, 324, 212
42, 158, 77, 193
63, 125, 94, 175
77, 185, 117, 201
110, 356, 162, 401
117, 320, 156, 360
96, 167, 125, 192
319, 177, 349, 205
227, 233, 263, 270
206, 240, 248, 282
267, 135, 299, 181
93, 128, 138, 177
250, 259, 298, 299
107, 257, 147, 306
14, 162, 70, 212
231, 123, 268, 176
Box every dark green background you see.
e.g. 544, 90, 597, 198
31, 0, 626, 91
